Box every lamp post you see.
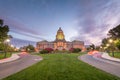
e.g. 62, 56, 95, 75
10, 44, 14, 55
106, 44, 110, 53
4, 39, 10, 58
100, 46, 102, 51
109, 39, 114, 57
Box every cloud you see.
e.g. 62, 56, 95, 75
10, 29, 45, 40
73, 0, 120, 45
10, 38, 36, 48
0, 15, 45, 41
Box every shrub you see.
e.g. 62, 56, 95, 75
40, 49, 49, 54
45, 48, 54, 53
62, 48, 66, 51
69, 48, 81, 53
40, 48, 54, 54
69, 48, 74, 52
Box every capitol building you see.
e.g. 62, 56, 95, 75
36, 27, 85, 51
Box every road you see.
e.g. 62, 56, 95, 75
0, 54, 42, 79
79, 54, 120, 78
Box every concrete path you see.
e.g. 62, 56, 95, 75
79, 54, 120, 78
0, 54, 20, 63
102, 52, 120, 62
0, 54, 42, 79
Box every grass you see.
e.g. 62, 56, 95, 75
3, 53, 120, 80
0, 52, 11, 59
109, 52, 120, 58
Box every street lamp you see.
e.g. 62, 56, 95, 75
100, 46, 102, 51
4, 39, 10, 58
10, 44, 14, 55
6, 39, 10, 43
108, 39, 114, 57
109, 39, 113, 43
10, 44, 14, 48
106, 44, 110, 47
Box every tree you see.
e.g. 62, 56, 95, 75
115, 39, 120, 50
0, 19, 10, 58
107, 24, 120, 53
0, 19, 9, 43
90, 44, 95, 50
0, 19, 3, 26
102, 38, 108, 45
26, 44, 35, 52
108, 24, 120, 39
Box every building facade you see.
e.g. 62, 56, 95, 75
36, 27, 85, 51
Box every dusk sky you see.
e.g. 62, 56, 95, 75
0, 0, 120, 46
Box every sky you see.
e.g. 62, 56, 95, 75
0, 0, 120, 47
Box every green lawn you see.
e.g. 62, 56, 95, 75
0, 52, 11, 59
3, 53, 120, 80
109, 52, 120, 58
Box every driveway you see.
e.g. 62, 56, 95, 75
0, 54, 42, 79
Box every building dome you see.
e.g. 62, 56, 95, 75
58, 27, 63, 32
56, 27, 65, 40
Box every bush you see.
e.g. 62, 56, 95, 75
62, 48, 66, 51
40, 48, 54, 54
40, 49, 49, 54
69, 48, 81, 53
45, 48, 53, 53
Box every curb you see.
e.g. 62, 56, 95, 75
101, 52, 120, 62
0, 54, 20, 64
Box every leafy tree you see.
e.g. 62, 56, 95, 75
26, 44, 35, 52
107, 24, 120, 52
115, 39, 120, 50
90, 44, 95, 50
0, 19, 3, 26
0, 19, 9, 43
108, 24, 120, 39
0, 19, 12, 58
102, 38, 108, 45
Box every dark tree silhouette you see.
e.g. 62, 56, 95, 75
0, 19, 9, 42
0, 19, 10, 58
108, 24, 120, 39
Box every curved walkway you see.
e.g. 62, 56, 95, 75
0, 54, 20, 63
0, 54, 42, 79
102, 52, 120, 62
79, 54, 120, 78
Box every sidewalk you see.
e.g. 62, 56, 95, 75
80, 54, 120, 78
101, 52, 120, 62
0, 54, 20, 64
0, 54, 42, 79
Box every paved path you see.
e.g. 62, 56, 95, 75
0, 54, 20, 63
79, 54, 120, 78
0, 54, 42, 79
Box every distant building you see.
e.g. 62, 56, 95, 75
36, 27, 85, 51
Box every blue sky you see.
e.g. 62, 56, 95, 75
0, 0, 120, 47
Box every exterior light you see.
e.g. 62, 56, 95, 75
109, 39, 113, 43
100, 46, 103, 49
106, 44, 110, 47
108, 38, 114, 57
10, 44, 14, 48
5, 39, 10, 42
